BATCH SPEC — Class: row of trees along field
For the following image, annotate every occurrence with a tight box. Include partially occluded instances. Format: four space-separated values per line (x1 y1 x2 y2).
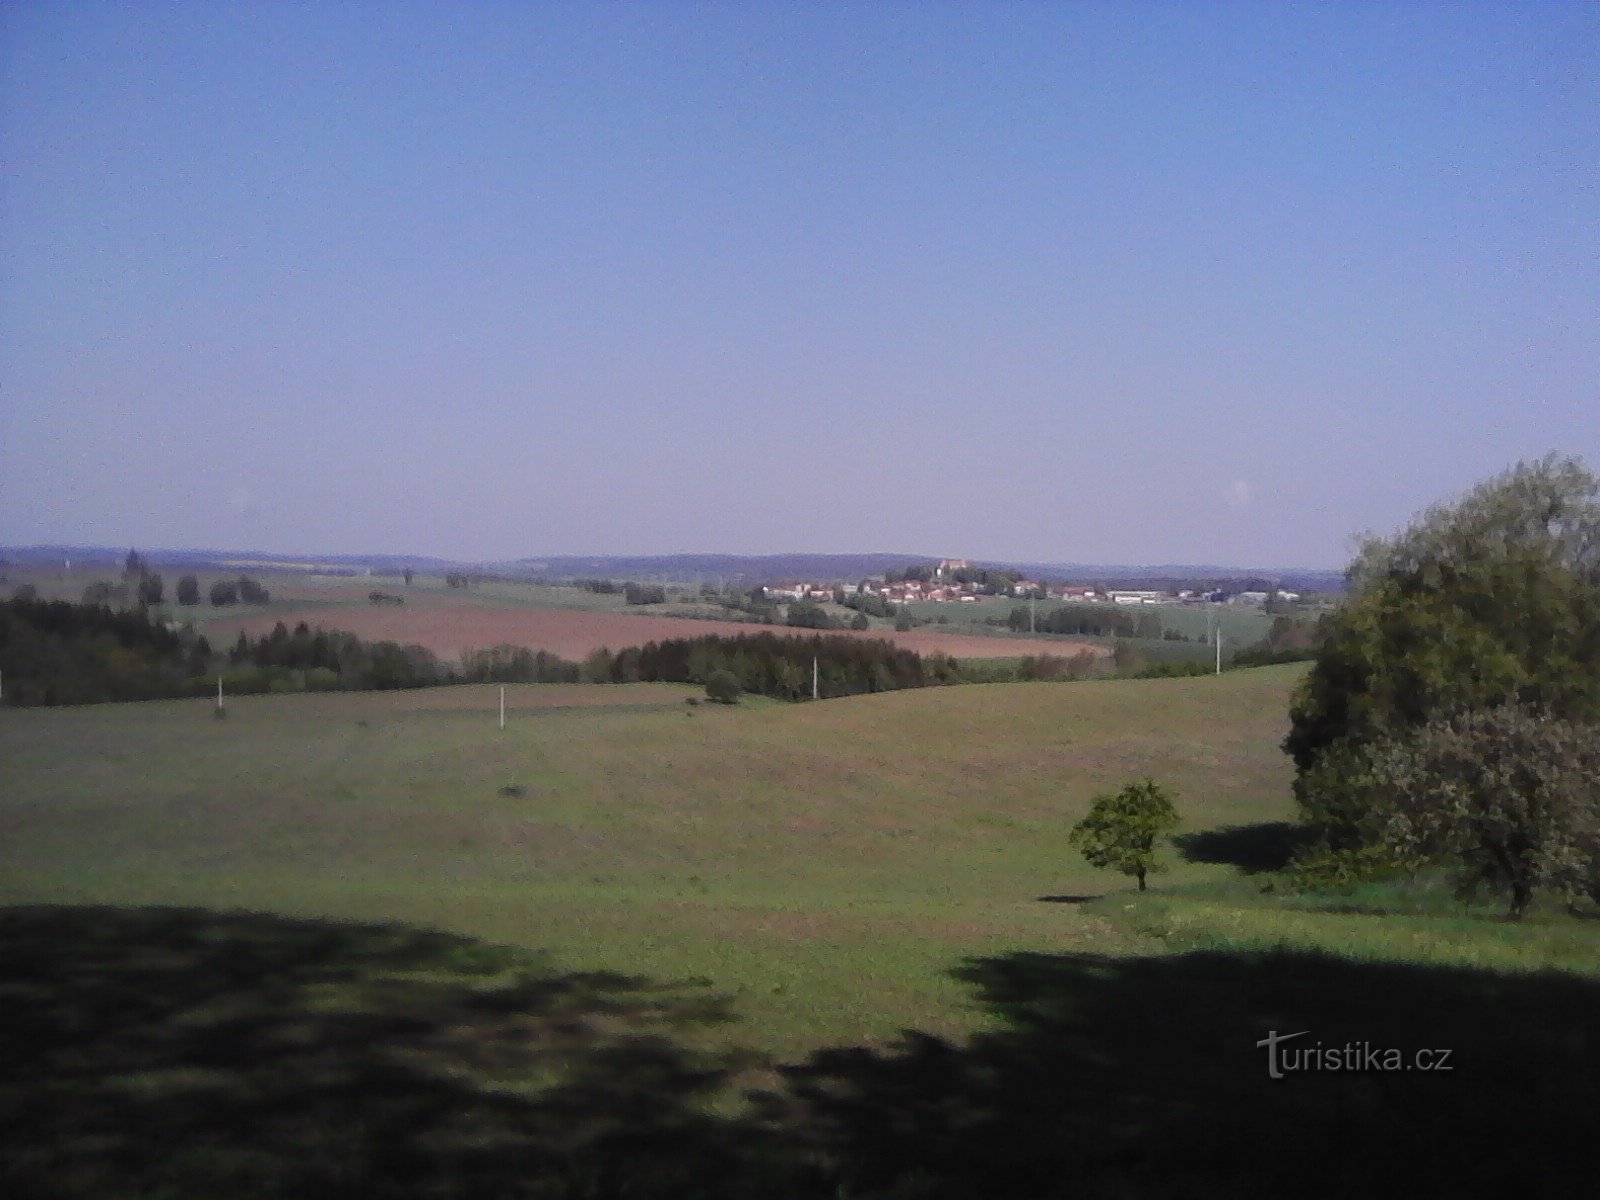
569 633 951 697
220 622 444 692
1285 454 1600 918
629 632 955 698
574 578 669 604
0 597 212 705
0 602 454 704
70 573 270 608
1 588 1317 707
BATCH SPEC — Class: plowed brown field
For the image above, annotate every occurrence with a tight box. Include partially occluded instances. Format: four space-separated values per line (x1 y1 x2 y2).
203 602 1106 664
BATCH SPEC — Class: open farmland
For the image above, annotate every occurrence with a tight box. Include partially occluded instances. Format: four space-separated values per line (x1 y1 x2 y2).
1 669 1300 1055
196 580 1111 663
5 663 1598 1197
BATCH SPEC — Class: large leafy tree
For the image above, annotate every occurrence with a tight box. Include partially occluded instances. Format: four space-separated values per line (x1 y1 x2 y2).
1287 455 1600 780
1299 705 1600 918
1286 455 1600 887
1068 778 1180 892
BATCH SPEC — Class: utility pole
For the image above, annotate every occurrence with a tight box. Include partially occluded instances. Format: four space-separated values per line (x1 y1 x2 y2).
812 656 819 701
499 685 506 730
216 675 224 715
1215 617 1222 676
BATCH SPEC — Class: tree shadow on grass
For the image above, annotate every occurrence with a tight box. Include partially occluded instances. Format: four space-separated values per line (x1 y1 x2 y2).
7 906 1599 1198
0 905 790 1200
764 948 1600 1198
1175 821 1305 873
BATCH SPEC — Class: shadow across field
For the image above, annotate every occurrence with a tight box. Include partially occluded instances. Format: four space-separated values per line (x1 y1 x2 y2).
762 947 1600 1199
1175 820 1305 873
4 906 1598 1198
0 905 781 1200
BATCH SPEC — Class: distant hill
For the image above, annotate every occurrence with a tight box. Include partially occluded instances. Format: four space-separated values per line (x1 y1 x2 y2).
0 546 454 573
512 553 927 584
1 546 1345 594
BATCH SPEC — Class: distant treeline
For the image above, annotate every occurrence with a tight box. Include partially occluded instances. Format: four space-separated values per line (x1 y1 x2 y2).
575 578 669 605
1003 603 1200 641
0 598 459 705
1 596 1322 708
460 644 581 684
626 632 952 699
1007 602 1140 638
0 597 210 705
220 622 445 693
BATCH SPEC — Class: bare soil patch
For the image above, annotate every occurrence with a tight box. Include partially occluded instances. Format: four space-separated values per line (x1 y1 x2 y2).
203 603 1106 665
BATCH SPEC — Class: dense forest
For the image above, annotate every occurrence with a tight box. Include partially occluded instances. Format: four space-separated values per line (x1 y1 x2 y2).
0 599 454 705
620 632 956 699
220 622 446 693
0 597 209 705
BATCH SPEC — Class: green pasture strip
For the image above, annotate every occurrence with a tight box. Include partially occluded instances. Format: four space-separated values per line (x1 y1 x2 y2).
23 662 1599 1060
0 670 1296 1050
1097 890 1600 979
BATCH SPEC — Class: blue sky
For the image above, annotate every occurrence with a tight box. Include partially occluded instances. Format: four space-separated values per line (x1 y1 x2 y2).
2 1 1595 568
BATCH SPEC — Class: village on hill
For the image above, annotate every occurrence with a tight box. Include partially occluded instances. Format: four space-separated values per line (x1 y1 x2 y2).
759 559 1299 607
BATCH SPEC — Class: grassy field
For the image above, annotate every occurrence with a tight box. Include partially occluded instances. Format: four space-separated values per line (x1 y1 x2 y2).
0 670 1300 1054
7 664 1597 1048
900 595 1277 643
4 664 1597 1196
1151 601 1276 642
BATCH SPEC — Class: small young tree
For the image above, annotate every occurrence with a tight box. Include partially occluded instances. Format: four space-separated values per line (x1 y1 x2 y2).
1068 778 1180 891
705 669 743 705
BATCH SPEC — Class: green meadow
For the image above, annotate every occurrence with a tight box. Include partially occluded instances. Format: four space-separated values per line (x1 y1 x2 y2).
4 666 1597 1196
0 670 1299 1054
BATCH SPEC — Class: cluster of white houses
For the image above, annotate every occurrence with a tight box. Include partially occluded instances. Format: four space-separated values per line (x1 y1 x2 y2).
761 575 1298 607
